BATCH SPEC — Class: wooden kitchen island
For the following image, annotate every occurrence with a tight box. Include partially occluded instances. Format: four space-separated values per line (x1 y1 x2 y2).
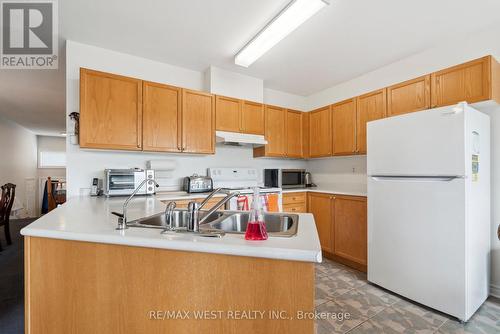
22 197 321 334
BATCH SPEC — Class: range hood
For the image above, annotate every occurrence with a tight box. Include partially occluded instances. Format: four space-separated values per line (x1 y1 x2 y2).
215 131 268 146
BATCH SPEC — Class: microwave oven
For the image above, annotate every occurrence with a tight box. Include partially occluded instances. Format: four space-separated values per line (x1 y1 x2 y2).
104 168 155 196
264 169 306 189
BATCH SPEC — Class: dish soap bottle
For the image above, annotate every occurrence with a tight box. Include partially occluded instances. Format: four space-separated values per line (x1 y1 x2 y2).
244 187 268 241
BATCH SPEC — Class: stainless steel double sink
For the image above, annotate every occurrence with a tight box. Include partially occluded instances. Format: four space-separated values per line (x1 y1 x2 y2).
127 210 299 237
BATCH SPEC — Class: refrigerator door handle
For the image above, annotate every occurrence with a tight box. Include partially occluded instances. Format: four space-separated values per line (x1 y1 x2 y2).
370 176 465 182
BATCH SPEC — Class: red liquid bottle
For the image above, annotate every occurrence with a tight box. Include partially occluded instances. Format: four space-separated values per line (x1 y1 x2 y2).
245 187 268 241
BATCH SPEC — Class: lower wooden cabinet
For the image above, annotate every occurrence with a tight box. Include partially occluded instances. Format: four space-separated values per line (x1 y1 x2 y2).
333 195 367 266
307 193 334 254
283 192 307 213
307 192 367 271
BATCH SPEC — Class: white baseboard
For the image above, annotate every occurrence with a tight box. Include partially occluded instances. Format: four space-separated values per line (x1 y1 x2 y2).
490 284 500 298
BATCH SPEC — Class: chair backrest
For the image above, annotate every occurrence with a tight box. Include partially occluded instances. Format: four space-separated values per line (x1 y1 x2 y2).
47 177 57 212
0 183 16 222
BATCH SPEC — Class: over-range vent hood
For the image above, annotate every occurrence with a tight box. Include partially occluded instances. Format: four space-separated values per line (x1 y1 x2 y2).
215 131 267 146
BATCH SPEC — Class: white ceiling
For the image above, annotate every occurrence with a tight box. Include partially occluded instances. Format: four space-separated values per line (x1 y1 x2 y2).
2 0 500 134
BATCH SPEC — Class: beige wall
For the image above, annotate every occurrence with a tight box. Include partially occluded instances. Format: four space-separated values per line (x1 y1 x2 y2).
0 115 37 217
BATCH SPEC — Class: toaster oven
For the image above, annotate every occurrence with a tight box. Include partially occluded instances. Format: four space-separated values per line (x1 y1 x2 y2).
104 168 155 196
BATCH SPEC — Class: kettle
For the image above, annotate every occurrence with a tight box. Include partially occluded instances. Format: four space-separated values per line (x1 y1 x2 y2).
304 172 316 187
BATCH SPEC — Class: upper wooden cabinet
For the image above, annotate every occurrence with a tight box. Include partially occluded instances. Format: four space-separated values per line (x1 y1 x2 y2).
215 97 265 135
241 100 265 135
309 106 332 158
332 98 357 156
302 112 310 159
387 75 430 117
264 105 286 157
255 108 307 158
356 89 387 154
215 95 241 133
431 56 500 107
181 89 215 154
285 110 303 158
254 105 286 157
333 195 367 266
80 68 143 150
308 193 334 254
142 81 182 152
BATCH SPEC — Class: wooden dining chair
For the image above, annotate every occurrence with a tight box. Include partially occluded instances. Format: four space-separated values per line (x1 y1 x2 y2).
0 183 16 251
47 177 66 212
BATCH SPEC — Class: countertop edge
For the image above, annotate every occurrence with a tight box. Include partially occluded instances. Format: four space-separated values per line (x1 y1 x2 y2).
21 228 322 263
156 188 367 201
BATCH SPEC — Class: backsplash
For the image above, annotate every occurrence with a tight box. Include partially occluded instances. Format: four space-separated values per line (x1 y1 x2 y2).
306 155 367 186
67 144 307 196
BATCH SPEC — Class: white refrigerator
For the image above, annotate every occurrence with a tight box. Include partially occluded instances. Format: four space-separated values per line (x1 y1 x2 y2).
367 103 490 322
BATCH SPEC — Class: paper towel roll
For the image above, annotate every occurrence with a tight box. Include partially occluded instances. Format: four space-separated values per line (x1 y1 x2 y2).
147 160 177 171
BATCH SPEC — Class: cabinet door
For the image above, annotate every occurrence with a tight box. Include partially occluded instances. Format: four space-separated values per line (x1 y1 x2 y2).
356 89 387 154
387 75 430 117
308 193 333 253
309 106 332 158
302 112 310 159
332 98 356 155
80 68 142 150
181 89 215 154
142 81 182 152
241 101 264 135
215 95 241 132
285 110 303 158
431 56 491 107
263 105 286 157
333 196 367 266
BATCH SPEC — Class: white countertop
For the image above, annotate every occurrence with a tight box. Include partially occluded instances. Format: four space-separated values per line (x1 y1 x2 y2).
153 183 367 201
282 183 367 197
21 196 322 263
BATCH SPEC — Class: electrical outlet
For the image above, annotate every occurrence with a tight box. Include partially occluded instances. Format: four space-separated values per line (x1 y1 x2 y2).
352 167 356 173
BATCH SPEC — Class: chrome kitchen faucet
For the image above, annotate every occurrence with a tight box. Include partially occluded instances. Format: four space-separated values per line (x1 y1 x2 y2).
112 178 160 230
187 188 239 232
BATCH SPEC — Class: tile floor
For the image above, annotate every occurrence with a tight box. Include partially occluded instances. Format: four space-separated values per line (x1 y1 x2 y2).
315 258 500 334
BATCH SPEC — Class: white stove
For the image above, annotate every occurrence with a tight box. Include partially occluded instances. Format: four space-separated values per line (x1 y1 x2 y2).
208 168 282 211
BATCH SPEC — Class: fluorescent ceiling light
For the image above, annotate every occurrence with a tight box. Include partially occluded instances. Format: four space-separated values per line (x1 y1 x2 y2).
235 0 329 67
